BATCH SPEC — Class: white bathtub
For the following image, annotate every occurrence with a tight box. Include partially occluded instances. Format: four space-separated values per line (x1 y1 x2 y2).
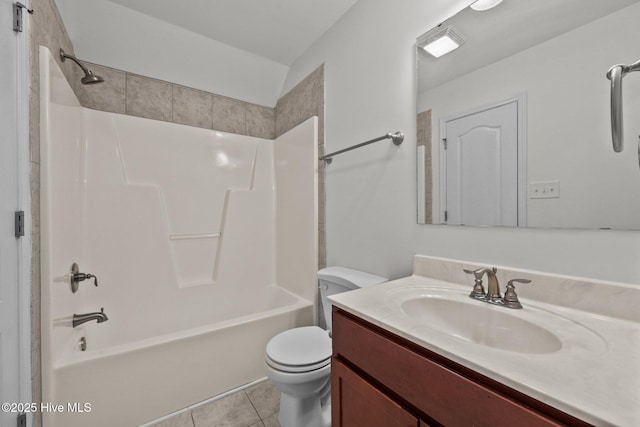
49 287 312 426
39 46 318 427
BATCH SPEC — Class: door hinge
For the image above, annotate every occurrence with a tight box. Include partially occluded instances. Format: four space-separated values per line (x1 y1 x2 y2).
15 210 25 237
444 210 448 222
13 2 34 32
442 138 447 149
17 413 27 427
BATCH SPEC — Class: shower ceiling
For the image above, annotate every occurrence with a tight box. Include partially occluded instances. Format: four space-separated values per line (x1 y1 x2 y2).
105 0 359 65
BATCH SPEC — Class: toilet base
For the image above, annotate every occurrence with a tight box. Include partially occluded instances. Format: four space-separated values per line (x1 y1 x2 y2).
278 391 331 427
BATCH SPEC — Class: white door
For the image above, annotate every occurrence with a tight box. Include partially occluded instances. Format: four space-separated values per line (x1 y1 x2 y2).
1 1 28 425
441 100 521 226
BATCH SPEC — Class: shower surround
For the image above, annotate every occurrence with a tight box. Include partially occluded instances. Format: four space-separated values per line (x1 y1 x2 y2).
39 46 317 427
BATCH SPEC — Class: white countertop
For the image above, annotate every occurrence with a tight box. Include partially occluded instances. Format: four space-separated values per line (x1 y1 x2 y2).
329 264 640 427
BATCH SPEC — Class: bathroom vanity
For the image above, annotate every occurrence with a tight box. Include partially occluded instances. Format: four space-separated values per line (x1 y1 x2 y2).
329 255 640 427
331 309 587 426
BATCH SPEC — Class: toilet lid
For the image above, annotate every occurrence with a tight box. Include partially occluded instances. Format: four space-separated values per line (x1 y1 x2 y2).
266 326 331 368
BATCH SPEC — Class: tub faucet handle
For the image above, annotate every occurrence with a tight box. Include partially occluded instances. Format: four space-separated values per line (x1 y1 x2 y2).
70 262 98 293
75 273 97 286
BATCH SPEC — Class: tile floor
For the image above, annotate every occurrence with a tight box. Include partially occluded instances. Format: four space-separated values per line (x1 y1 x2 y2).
147 380 281 427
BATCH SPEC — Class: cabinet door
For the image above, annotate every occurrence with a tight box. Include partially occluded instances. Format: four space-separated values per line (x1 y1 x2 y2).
332 359 418 427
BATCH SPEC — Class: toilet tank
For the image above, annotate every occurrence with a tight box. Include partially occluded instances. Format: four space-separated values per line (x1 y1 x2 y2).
318 266 387 330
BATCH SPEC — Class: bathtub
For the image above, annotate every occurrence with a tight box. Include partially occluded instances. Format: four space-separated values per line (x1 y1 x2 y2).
48 287 312 426
39 46 318 427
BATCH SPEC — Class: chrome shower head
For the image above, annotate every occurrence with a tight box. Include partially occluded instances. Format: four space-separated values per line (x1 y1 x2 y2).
80 70 104 85
59 48 105 85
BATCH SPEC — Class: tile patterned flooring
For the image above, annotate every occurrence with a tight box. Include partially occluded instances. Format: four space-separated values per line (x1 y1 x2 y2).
147 380 281 427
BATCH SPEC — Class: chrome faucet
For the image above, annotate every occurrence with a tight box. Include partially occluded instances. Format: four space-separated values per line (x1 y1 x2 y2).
73 308 108 328
463 267 531 309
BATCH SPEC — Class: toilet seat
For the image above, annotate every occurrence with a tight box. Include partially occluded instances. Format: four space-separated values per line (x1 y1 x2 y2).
266 326 332 373
266 356 330 373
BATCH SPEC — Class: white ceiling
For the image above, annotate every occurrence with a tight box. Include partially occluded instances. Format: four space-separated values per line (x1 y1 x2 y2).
105 0 359 66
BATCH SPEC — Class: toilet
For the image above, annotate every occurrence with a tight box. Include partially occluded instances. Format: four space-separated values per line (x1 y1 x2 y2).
265 267 387 427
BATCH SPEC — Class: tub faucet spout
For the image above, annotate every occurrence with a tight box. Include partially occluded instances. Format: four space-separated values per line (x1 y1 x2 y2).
73 308 108 328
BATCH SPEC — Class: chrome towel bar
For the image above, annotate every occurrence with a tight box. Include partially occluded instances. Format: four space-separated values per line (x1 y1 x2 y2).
320 131 404 164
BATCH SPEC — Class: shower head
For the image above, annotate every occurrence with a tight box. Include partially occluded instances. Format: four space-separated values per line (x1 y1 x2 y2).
80 71 104 85
59 48 105 85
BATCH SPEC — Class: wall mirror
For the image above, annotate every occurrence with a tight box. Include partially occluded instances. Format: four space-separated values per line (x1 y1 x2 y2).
416 0 640 229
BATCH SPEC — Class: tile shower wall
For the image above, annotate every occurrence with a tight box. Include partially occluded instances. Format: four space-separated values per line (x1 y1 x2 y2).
74 63 276 140
28 3 325 424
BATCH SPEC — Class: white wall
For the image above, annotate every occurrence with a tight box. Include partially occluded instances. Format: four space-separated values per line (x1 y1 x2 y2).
284 0 640 284
55 0 289 107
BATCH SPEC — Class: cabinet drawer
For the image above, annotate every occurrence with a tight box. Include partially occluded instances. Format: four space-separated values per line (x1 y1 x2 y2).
332 309 577 427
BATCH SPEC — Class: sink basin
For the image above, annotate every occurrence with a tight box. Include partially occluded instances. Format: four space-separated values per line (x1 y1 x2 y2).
401 296 562 354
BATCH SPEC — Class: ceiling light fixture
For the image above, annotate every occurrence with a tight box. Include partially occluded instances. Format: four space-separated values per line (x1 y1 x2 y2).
470 0 504 12
418 26 465 58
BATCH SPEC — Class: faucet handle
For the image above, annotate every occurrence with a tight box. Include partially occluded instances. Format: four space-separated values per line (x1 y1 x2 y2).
464 267 496 277
463 268 487 299
503 278 532 309
70 262 98 293
463 268 480 277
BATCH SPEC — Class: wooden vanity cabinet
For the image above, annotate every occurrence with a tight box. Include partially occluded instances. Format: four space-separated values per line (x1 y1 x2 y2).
331 308 592 427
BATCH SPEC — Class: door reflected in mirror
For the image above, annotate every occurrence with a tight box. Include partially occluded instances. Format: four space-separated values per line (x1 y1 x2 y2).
416 0 640 229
